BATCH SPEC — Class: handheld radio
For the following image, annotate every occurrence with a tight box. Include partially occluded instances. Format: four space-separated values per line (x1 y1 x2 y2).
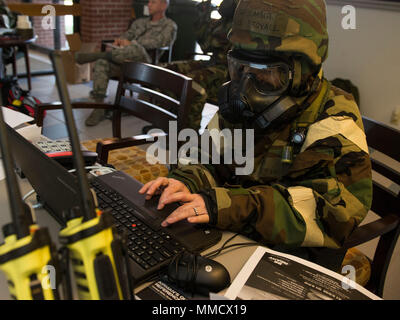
0 110 60 300
50 51 133 300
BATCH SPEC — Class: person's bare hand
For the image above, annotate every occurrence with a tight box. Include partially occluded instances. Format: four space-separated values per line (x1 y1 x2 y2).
118 39 132 47
158 192 210 227
139 177 191 210
113 39 122 46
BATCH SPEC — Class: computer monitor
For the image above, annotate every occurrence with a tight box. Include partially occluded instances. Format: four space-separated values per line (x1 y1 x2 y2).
7 124 79 226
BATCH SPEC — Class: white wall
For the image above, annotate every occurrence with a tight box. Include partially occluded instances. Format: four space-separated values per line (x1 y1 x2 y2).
323 5 400 128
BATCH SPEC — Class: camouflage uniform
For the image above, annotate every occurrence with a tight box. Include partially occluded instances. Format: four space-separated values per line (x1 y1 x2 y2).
168 0 372 271
92 16 177 98
0 0 17 62
160 0 235 130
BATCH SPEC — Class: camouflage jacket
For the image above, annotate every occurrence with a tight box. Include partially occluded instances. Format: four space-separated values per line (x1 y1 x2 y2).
195 3 233 65
0 0 17 29
120 16 177 50
169 79 372 254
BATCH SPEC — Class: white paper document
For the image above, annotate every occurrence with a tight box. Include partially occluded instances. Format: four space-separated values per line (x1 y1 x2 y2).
199 103 219 135
2 107 34 128
225 246 381 300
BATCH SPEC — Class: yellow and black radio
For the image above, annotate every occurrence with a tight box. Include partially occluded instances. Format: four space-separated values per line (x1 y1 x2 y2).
59 207 133 300
0 219 60 300
0 103 60 300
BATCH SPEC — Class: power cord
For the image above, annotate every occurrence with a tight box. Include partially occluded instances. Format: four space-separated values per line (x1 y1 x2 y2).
204 232 259 259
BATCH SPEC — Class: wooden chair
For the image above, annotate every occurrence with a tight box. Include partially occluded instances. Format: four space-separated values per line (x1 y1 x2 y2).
35 61 193 184
3 41 33 91
340 115 400 297
92 61 192 159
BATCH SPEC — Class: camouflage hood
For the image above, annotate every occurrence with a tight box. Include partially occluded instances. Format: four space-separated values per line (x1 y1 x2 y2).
228 0 329 67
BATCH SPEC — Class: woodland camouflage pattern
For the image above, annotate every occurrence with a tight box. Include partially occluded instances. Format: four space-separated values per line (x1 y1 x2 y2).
91 16 177 98
170 80 372 263
228 0 329 66
168 0 372 270
160 0 235 130
0 0 16 28
0 0 17 61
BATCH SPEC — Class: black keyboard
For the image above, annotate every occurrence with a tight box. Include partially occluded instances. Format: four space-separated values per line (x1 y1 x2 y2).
90 180 186 275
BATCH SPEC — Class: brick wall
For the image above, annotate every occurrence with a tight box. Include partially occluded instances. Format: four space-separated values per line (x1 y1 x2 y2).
5 0 67 49
80 0 132 46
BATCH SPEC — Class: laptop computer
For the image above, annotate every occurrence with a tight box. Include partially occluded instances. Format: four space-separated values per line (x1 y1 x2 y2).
6 53 222 284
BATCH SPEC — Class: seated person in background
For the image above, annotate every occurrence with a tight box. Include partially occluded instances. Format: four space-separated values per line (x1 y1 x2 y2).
157 0 237 132
75 0 177 126
140 0 373 272
0 0 18 63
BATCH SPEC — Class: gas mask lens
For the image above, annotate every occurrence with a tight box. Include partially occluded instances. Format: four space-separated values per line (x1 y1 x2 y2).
227 51 292 95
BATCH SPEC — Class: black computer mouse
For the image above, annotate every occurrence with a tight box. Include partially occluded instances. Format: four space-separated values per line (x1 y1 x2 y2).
164 251 231 296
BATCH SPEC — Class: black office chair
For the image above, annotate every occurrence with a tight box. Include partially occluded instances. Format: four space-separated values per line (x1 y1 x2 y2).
341 115 400 297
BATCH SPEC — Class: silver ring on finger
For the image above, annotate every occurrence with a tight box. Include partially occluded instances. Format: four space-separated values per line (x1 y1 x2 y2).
193 207 199 216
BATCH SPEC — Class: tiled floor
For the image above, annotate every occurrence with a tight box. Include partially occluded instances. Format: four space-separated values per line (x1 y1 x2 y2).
3 50 400 300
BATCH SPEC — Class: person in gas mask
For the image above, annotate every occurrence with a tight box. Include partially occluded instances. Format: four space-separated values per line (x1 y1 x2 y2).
139 0 372 271
144 0 237 133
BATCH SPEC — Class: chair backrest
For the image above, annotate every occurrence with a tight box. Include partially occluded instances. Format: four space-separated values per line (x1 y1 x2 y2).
112 61 192 138
345 116 400 297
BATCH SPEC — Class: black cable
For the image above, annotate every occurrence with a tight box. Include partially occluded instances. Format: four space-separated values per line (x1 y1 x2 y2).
205 242 259 259
204 232 245 258
203 232 241 258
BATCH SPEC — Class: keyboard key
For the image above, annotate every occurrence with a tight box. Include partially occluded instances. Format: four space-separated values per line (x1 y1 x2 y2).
164 234 172 241
163 243 180 254
139 261 150 270
148 258 158 267
98 194 112 204
160 248 172 258
152 252 165 262
142 253 151 261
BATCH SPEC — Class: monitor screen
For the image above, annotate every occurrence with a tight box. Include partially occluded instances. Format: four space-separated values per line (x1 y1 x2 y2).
6 124 80 226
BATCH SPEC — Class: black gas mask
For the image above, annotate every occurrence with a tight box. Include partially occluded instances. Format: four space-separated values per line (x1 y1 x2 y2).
219 50 301 131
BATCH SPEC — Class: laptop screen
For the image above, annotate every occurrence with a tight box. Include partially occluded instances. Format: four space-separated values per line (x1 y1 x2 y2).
7 124 79 226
